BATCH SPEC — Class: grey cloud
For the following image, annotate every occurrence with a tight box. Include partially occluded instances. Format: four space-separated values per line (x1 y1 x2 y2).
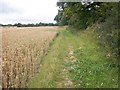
58 0 120 2
0 1 21 14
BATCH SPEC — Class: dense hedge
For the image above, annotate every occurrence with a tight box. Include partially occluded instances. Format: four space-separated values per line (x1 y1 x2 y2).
55 2 119 63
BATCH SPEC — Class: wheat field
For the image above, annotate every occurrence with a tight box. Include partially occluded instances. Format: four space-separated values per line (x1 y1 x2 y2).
0 28 2 89
1 26 58 88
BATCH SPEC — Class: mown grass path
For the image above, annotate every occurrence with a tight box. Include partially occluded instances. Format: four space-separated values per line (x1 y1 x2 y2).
28 28 118 88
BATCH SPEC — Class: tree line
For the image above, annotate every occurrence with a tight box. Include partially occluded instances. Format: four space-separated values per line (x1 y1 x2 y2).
54 1 120 63
0 22 58 27
54 2 119 29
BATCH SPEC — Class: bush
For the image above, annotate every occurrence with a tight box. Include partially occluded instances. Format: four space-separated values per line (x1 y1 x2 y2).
95 8 119 64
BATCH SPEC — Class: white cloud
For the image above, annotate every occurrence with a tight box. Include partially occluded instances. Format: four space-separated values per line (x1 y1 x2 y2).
0 0 58 24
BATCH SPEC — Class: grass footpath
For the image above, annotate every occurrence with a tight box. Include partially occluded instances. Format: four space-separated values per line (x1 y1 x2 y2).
28 27 118 88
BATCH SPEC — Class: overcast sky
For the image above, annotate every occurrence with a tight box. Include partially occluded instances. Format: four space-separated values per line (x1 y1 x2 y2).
0 0 58 24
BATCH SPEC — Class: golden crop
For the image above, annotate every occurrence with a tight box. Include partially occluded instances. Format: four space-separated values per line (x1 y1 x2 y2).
0 28 2 89
2 27 58 88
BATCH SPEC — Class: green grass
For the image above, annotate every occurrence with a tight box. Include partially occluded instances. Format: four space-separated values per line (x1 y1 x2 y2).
28 27 118 88
28 29 70 88
66 28 118 88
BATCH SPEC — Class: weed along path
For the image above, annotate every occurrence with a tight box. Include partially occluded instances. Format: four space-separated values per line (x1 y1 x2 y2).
56 45 74 88
28 28 118 88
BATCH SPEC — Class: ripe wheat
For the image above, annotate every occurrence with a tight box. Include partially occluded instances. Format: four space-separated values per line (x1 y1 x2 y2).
2 27 58 88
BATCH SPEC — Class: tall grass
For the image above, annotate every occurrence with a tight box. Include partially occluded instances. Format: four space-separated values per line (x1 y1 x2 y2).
29 27 118 88
66 27 118 88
